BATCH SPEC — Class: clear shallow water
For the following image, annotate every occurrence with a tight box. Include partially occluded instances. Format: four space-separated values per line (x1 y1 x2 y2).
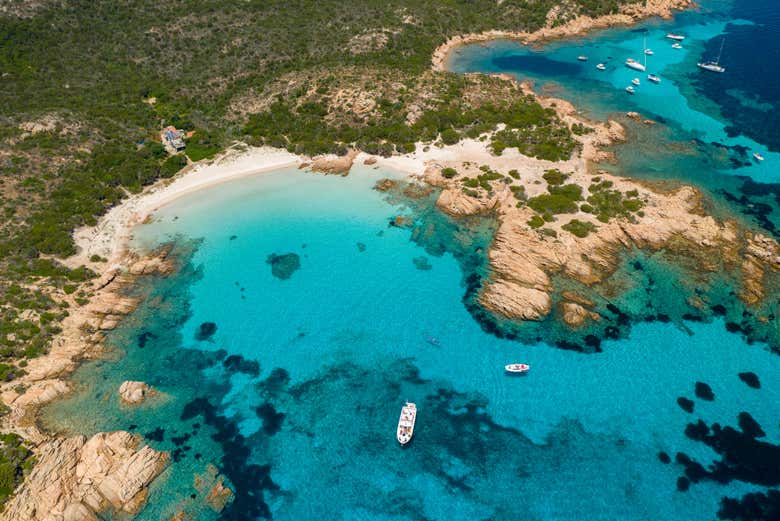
43 1 780 519
45 168 780 521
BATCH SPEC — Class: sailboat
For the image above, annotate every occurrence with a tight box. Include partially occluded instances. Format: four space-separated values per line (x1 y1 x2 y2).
698 38 726 73
626 35 648 72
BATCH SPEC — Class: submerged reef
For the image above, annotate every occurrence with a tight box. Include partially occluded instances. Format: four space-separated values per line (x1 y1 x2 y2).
266 252 301 280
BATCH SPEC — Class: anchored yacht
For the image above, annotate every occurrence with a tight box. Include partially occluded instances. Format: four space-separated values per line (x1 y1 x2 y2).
397 402 417 445
698 38 726 73
666 33 686 41
505 363 530 373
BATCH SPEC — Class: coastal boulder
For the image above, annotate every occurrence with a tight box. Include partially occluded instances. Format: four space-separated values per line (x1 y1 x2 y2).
0 431 168 521
118 381 154 404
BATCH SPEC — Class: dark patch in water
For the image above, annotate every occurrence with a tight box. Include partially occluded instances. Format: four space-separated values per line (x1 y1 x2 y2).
412 256 432 270
229 235 238 240
676 476 690 492
255 402 285 435
145 427 165 442
695 382 715 401
137 330 157 348
195 322 217 341
677 397 695 413
222 354 260 377
266 252 301 280
718 489 780 521
658 451 671 464
356 242 366 252
738 372 761 389
181 397 279 519
681 412 780 488
711 304 727 316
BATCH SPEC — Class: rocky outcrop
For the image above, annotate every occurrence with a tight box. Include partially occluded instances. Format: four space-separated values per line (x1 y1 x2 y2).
118 381 154 405
437 187 499 216
307 149 358 176
0 431 168 521
561 302 601 327
432 0 694 70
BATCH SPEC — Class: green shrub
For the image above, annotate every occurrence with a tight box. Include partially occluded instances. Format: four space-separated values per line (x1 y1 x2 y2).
542 169 569 186
562 219 597 238
508 169 520 179
441 167 458 179
528 193 579 215
528 215 544 228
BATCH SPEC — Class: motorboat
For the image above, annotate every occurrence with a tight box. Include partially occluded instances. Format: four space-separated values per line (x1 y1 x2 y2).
666 33 686 41
397 402 417 445
578 55 588 61
596 63 606 71
505 363 530 373
648 74 661 83
626 85 636 94
672 43 683 49
753 152 765 162
645 49 654 55
632 78 641 86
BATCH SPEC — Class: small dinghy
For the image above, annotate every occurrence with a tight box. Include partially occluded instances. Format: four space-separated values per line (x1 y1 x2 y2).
596 63 606 71
505 363 530 374
397 402 417 445
632 77 641 86
626 85 636 94
648 74 661 83
672 43 683 50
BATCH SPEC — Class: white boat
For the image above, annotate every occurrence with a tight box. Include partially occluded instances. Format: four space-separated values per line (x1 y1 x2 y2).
753 152 765 162
626 35 648 72
578 55 588 61
648 74 661 83
666 33 686 41
397 402 417 445
697 37 726 73
596 63 606 71
632 78 641 86
505 363 530 373
672 43 683 49
626 86 636 94
645 49 654 55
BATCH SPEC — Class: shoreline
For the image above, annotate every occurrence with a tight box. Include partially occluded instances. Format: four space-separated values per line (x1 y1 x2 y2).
0 2 711 517
431 0 695 71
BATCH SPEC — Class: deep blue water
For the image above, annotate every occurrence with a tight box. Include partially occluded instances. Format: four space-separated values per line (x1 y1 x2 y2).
43 1 780 520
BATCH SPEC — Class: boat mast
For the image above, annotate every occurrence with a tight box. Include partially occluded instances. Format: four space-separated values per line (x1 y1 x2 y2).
643 35 647 67
715 37 725 65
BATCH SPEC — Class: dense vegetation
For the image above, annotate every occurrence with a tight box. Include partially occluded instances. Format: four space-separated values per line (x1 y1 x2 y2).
0 0 639 504
0 433 33 505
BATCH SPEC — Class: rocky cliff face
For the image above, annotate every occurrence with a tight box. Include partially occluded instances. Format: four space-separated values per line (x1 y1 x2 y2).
0 431 168 521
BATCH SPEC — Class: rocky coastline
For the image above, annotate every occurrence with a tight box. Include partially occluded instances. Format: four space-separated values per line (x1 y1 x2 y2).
431 0 695 71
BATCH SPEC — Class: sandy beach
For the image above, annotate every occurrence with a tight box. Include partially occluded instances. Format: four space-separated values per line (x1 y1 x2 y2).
65 146 301 269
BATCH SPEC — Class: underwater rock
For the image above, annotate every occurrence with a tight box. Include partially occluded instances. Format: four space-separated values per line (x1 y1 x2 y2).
0 431 168 520
373 178 396 192
255 402 285 435
676 476 690 492
718 489 780 521
389 215 413 228
222 355 260 377
695 382 715 401
118 381 154 405
658 451 671 464
266 253 301 280
677 397 695 413
478 278 551 321
206 478 233 513
738 412 766 439
356 242 367 252
195 322 217 341
738 372 761 389
413 256 433 270
560 302 600 327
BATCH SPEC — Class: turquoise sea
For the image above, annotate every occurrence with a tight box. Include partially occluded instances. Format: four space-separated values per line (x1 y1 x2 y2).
44 0 780 520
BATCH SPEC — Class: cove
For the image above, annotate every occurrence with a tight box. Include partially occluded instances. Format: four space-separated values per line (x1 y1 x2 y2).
42 165 780 521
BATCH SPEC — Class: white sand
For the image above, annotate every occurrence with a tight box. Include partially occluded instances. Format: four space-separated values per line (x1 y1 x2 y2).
66 145 300 268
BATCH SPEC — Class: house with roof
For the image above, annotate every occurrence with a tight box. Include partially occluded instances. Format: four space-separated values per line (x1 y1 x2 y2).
161 126 186 153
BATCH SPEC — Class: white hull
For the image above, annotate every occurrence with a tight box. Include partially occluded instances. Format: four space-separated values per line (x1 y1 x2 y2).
754 153 765 162
698 62 725 73
666 34 685 41
648 74 661 83
397 402 417 445
625 59 646 72
505 363 530 373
